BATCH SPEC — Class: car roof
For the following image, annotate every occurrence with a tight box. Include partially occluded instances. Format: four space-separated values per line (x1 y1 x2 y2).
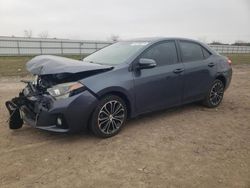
123 37 200 43
121 37 218 55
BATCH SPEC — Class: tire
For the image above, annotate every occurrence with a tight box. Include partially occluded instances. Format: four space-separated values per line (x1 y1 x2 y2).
5 101 23 129
9 109 23 129
90 95 127 138
203 79 225 108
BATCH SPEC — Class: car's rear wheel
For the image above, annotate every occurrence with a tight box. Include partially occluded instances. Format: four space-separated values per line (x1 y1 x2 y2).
203 79 224 108
90 95 127 138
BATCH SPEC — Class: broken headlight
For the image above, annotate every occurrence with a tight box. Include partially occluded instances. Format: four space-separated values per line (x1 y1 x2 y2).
47 82 86 99
32 75 39 86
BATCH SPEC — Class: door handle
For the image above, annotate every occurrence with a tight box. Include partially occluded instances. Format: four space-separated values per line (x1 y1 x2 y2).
208 62 215 67
173 68 184 74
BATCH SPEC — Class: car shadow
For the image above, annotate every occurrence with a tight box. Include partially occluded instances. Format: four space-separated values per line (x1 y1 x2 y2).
124 102 212 129
7 102 212 143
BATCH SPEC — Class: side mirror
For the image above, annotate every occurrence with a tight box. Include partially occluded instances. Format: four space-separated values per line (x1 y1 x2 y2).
137 58 157 69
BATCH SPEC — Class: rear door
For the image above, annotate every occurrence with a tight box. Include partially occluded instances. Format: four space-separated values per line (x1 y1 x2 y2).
133 40 184 114
178 40 217 103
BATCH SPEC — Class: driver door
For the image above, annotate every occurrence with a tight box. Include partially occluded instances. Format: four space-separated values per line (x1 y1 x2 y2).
133 41 184 114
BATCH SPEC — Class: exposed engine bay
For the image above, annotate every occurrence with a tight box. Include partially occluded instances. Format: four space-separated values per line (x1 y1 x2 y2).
5 79 54 129
5 55 113 130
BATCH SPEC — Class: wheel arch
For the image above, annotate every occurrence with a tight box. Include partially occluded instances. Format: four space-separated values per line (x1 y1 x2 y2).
97 87 133 118
215 75 226 87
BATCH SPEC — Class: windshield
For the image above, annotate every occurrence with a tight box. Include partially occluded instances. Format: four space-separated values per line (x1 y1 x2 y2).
84 41 149 65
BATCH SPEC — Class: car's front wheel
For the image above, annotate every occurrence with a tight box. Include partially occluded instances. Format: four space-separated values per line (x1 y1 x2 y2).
90 95 127 138
203 79 225 108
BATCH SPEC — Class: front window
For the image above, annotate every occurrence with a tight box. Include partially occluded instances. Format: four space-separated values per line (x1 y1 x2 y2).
141 41 178 66
84 41 149 65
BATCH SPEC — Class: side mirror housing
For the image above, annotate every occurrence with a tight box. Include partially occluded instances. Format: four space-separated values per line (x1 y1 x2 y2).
137 58 157 69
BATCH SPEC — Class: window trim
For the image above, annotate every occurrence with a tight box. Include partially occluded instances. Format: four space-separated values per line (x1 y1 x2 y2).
201 46 212 59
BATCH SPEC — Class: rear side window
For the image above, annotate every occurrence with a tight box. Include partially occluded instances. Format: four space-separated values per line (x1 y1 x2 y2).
179 41 204 62
141 41 178 66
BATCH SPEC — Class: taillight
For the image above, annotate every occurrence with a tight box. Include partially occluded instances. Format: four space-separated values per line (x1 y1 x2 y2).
227 58 232 66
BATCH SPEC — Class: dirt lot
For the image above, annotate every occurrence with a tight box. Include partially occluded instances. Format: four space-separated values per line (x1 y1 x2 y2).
0 65 249 188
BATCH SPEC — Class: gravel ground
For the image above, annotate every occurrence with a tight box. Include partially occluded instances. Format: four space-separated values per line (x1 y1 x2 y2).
0 65 249 188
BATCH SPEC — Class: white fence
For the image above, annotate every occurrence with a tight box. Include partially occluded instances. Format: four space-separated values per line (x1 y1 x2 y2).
0 37 112 56
0 36 250 56
210 45 250 54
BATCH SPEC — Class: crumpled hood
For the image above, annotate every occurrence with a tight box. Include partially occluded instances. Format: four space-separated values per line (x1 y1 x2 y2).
26 55 112 75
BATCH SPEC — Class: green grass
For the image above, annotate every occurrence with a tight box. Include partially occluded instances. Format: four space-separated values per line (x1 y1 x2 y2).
0 54 249 77
0 56 32 77
0 55 83 77
222 53 250 64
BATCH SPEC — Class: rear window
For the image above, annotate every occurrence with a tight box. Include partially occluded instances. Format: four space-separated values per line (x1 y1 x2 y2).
179 41 204 62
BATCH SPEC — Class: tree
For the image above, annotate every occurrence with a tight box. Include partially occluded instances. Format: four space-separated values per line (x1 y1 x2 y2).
233 40 250 46
109 34 120 42
210 41 228 45
38 31 49 39
24 29 33 38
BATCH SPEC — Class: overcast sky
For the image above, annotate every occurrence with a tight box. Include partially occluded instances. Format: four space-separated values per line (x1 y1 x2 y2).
0 0 249 43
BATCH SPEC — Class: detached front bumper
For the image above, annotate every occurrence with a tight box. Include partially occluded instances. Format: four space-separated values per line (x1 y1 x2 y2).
6 89 98 133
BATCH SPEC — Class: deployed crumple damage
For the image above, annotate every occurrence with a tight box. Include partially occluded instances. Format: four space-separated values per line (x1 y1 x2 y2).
6 55 114 131
26 55 113 75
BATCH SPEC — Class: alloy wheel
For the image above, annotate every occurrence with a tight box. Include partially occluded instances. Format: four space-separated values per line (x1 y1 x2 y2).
209 81 224 106
98 100 125 135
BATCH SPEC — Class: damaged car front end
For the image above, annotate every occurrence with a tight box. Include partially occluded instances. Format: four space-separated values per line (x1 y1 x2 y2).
5 55 113 133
